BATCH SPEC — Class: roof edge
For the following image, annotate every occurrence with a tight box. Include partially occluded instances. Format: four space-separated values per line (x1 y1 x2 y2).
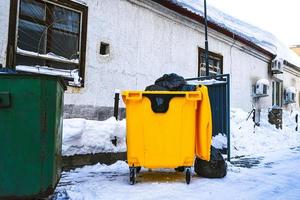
151 0 275 59
284 60 300 73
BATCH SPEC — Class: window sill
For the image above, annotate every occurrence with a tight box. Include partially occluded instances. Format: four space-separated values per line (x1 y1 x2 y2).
16 65 83 87
17 48 79 65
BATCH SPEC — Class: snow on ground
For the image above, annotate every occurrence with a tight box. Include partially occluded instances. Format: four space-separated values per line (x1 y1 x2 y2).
230 108 300 157
62 117 126 156
62 108 300 158
56 108 300 199
53 147 300 200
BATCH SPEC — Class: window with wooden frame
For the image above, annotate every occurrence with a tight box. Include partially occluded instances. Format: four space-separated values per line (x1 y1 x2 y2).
7 0 88 87
272 79 283 107
198 48 223 76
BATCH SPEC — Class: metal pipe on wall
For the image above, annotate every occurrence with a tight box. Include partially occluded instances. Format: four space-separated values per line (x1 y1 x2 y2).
204 0 210 77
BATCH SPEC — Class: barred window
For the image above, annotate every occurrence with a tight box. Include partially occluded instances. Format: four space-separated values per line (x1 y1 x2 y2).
198 48 223 76
8 0 88 87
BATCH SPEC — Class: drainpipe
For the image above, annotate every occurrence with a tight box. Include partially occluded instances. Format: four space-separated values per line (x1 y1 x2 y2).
204 0 209 76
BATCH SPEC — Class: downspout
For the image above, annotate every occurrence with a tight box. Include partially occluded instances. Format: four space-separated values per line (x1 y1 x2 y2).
204 0 209 77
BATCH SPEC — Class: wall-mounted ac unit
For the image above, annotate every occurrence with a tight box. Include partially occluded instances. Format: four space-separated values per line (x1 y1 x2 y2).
271 58 284 74
254 79 270 97
284 87 296 104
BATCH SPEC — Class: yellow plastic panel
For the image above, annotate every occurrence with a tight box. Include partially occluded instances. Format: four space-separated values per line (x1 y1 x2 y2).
122 91 201 169
195 86 212 161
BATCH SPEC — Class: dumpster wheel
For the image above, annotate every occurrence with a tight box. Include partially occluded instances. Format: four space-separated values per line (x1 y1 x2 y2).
185 167 191 184
129 167 137 185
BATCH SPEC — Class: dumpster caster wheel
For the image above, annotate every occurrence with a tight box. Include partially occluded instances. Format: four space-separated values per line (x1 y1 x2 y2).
129 167 137 185
136 167 141 173
185 167 191 184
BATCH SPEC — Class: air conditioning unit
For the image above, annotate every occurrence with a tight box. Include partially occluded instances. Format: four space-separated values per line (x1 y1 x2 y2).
285 87 296 104
271 58 284 74
254 79 269 97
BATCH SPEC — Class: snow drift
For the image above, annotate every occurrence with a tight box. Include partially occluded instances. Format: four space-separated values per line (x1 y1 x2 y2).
62 108 300 158
62 117 126 156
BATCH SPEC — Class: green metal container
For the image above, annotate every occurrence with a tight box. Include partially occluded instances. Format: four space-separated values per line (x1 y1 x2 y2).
0 74 66 199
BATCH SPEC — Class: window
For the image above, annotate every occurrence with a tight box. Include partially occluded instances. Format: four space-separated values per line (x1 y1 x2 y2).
272 80 283 107
7 0 88 86
100 42 110 56
198 48 223 76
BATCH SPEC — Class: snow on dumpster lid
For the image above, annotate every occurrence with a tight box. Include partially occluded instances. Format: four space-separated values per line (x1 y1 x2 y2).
169 0 300 68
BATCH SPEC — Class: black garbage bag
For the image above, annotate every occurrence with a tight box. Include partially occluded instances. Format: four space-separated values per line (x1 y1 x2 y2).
194 146 227 178
180 84 197 91
145 84 168 91
154 73 187 91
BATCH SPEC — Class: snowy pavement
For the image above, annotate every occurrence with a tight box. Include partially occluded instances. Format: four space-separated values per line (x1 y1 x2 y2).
55 108 300 199
52 147 300 200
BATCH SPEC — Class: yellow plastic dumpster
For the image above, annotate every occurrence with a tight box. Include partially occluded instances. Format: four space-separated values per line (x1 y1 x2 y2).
122 88 212 185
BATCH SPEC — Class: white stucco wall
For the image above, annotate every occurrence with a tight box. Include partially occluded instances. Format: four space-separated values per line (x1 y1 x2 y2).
63 0 274 111
282 68 300 110
1 0 298 112
0 0 10 67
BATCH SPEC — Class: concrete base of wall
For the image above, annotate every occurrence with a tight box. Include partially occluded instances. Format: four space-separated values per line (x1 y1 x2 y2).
64 105 125 120
62 152 127 171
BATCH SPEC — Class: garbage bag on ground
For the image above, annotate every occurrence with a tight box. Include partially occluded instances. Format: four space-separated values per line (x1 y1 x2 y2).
194 146 227 178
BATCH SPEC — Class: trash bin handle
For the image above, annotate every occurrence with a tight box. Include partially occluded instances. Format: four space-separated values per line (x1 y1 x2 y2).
123 92 143 101
0 92 11 109
186 92 202 101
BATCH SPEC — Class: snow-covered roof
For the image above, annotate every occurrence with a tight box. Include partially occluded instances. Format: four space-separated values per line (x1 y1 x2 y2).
166 0 300 68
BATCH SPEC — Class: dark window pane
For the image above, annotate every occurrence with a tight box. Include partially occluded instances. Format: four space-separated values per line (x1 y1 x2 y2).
17 19 46 53
47 60 78 71
48 29 79 59
16 54 45 67
52 6 80 33
20 0 45 20
16 0 83 84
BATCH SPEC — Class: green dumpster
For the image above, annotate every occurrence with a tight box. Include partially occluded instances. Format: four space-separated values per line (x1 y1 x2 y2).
0 74 66 199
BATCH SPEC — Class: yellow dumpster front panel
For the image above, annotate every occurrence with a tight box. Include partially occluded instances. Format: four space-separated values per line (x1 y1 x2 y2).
123 91 201 169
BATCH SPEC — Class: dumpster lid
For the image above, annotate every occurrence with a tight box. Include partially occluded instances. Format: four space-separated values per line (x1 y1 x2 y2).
0 68 17 74
0 73 67 91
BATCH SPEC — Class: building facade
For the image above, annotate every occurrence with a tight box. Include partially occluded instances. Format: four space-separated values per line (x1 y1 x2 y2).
1 0 300 120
